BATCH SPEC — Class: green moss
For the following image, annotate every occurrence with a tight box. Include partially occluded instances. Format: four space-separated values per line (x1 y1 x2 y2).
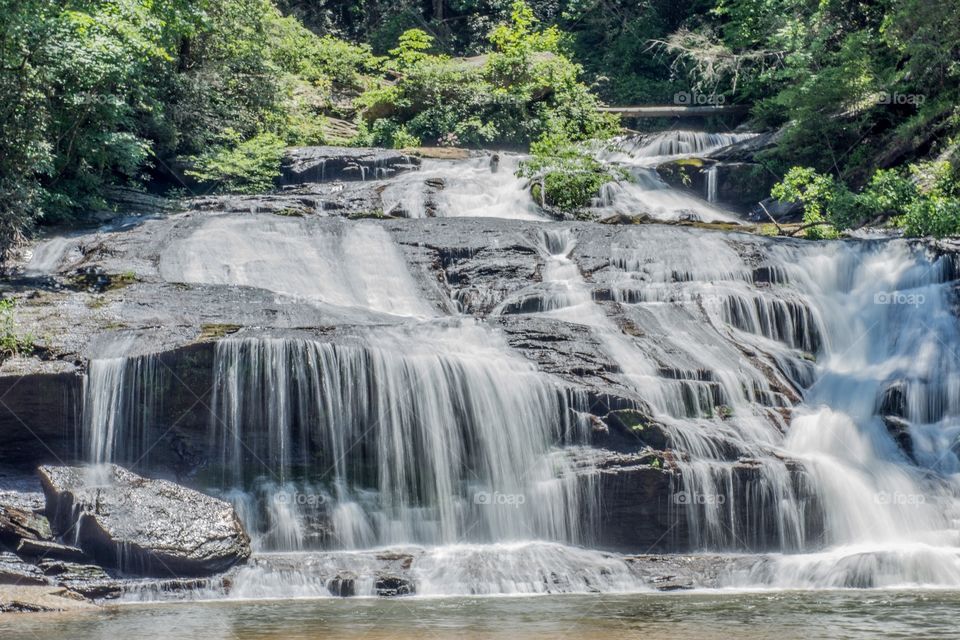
348 209 388 219
199 324 243 340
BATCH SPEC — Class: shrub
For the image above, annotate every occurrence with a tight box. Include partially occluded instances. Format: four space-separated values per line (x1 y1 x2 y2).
186 131 286 194
518 131 625 216
0 299 34 358
899 198 960 238
772 162 960 238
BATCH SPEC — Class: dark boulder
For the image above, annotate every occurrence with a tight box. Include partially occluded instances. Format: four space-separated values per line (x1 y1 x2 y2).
38 464 251 578
327 572 357 597
281 146 421 185
375 573 415 597
882 415 915 461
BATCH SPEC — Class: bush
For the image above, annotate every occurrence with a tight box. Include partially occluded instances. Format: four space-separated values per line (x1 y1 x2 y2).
772 162 960 238
0 299 34 359
899 198 960 238
186 132 286 194
518 131 625 216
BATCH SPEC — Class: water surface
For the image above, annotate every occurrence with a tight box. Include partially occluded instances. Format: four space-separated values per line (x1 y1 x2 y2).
3 590 957 639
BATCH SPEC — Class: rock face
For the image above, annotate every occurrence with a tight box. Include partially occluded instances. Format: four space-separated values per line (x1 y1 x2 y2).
38 465 251 577
280 146 421 185
0 504 51 549
0 552 49 586
0 369 81 471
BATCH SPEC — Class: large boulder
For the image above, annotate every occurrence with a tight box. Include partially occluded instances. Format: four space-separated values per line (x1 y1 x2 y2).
38 465 251 578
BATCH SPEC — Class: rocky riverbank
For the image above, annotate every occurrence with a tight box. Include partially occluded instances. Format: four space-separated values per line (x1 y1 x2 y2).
1 465 249 612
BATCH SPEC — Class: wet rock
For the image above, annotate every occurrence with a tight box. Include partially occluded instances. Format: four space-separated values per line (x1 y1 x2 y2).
879 381 907 417
0 585 96 612
0 504 51 549
38 464 251 578
0 371 82 471
17 539 89 564
714 162 775 210
327 572 357 597
37 560 121 599
882 415 915 461
749 197 803 223
602 409 670 451
709 129 783 163
592 452 822 553
0 552 49 586
375 573 415 597
281 146 421 185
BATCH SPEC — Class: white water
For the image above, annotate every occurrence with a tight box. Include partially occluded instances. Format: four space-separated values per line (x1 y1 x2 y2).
159 216 434 318
706 165 719 203
502 227 812 551
595 131 755 223
381 154 544 220
208 321 594 550
23 236 77 275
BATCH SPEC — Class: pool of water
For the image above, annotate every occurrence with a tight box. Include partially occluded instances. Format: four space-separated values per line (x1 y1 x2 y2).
3 590 957 639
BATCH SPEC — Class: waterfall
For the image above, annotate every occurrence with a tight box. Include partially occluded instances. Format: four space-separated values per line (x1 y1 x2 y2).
706 165 718 203
76 164 960 593
593 131 753 223
499 227 815 551
380 154 544 219
83 353 163 466
207 321 596 551
601 131 757 163
159 217 435 318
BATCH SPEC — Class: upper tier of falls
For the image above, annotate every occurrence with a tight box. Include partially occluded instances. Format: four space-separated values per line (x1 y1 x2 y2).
358 130 754 223
593 131 758 223
381 154 545 220
69 133 960 595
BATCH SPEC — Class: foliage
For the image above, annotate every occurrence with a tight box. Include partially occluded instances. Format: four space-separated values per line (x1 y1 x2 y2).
773 162 960 239
357 1 619 148
186 132 286 193
518 131 625 216
0 299 34 358
771 167 846 238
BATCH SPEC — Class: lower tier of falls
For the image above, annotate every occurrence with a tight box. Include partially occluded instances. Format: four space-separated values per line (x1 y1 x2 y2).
76 217 960 594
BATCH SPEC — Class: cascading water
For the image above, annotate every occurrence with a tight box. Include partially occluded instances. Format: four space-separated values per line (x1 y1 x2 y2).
206 322 595 550
158 216 435 318
499 226 815 551
75 132 960 596
734 241 960 587
380 154 544 220
595 131 755 223
705 165 718 203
